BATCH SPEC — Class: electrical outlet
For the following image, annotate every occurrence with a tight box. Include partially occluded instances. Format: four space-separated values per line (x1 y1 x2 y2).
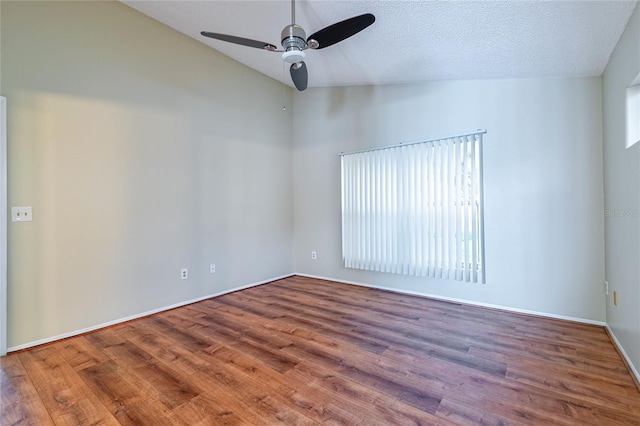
210 264 216 274
12 207 32 222
311 251 317 260
604 280 609 295
181 268 188 280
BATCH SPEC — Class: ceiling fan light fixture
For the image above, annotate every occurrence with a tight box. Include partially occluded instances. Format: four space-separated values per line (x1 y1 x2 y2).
282 50 306 64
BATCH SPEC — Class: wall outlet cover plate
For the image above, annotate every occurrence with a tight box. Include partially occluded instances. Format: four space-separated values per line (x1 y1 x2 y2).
11 207 32 222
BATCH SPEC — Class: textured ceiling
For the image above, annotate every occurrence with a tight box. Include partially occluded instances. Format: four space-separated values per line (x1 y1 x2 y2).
122 0 638 89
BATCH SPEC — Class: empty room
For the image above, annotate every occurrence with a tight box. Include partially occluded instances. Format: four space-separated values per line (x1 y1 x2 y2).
1 0 639 424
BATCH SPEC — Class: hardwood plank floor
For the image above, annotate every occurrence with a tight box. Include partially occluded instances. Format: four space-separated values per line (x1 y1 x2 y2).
1 276 639 425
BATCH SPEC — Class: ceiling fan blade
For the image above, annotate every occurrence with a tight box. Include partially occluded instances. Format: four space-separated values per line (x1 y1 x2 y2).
290 62 308 91
201 31 277 51
307 13 375 50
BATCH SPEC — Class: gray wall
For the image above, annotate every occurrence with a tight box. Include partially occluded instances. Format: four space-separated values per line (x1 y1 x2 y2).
1 1 294 348
603 4 640 375
292 78 605 322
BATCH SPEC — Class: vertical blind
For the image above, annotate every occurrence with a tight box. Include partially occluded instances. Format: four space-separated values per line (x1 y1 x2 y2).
340 131 486 283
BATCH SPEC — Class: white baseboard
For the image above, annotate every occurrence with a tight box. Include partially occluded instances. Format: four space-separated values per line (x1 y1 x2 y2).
8 272 639 388
605 325 640 387
7 273 295 353
294 273 607 326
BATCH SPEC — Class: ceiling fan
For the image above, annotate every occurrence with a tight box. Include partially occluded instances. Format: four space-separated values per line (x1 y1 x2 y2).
201 0 375 91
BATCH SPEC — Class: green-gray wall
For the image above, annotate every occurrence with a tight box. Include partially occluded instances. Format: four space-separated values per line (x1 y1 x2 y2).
292 79 605 323
603 3 640 377
1 1 294 348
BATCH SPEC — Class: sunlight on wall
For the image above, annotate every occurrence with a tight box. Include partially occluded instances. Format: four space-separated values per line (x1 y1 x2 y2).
13 90 182 338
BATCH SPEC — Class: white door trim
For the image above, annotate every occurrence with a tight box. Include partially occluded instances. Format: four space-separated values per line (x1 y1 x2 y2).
1 96 7 356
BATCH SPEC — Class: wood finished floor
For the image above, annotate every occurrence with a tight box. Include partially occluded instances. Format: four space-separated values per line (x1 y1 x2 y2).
2 276 639 425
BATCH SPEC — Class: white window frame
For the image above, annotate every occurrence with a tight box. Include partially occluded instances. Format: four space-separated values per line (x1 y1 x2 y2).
626 73 640 149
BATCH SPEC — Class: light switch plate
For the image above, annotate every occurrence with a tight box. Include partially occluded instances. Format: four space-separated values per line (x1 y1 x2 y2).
12 207 32 222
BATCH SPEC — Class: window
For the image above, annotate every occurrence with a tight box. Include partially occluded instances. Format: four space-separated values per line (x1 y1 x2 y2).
340 131 486 283
626 73 640 149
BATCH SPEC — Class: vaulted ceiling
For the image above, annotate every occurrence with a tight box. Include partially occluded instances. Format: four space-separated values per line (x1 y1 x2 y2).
122 1 638 88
